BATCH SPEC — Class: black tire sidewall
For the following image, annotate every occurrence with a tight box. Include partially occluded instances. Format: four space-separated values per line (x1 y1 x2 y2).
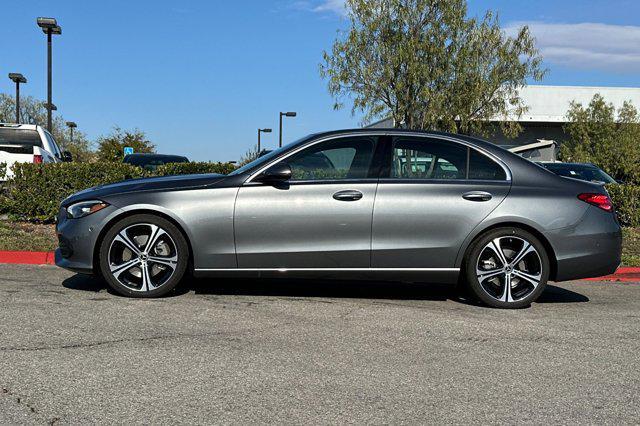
465 227 550 309
99 214 189 298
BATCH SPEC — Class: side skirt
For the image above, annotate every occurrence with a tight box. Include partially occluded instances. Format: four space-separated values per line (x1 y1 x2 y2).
193 268 460 284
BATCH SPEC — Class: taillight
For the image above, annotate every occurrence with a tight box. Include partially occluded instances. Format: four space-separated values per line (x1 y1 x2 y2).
33 154 43 164
578 193 613 212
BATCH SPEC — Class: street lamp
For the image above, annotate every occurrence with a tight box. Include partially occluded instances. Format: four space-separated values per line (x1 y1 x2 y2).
37 17 62 132
258 128 272 152
8 73 27 123
279 111 297 147
44 103 57 111
66 121 77 143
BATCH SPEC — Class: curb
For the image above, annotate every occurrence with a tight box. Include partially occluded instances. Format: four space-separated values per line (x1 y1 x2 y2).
584 267 640 282
0 251 56 265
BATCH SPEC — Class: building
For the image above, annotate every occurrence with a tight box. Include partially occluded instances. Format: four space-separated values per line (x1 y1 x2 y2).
366 85 640 161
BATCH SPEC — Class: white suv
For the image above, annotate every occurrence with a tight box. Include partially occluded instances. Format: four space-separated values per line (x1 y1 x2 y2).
0 123 70 181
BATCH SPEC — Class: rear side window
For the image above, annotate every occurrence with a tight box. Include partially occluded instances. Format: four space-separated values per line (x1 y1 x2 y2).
468 149 507 180
389 137 507 181
0 129 43 154
391 138 467 179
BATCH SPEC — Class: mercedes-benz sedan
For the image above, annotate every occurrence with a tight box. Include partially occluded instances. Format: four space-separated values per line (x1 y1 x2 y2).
56 130 622 308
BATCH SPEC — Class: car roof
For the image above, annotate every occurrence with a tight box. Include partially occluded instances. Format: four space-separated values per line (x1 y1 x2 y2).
0 123 39 131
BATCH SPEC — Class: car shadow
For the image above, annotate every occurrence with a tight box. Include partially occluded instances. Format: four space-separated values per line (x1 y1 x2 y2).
62 274 589 304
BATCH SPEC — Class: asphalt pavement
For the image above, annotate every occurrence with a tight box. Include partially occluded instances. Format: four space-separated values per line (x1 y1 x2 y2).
1 264 639 424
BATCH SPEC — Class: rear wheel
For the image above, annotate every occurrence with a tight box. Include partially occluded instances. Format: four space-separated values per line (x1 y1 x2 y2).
98 214 189 297
464 227 549 309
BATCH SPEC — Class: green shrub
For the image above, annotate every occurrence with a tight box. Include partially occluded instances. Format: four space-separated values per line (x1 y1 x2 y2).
155 161 236 176
606 184 640 227
0 161 236 222
0 162 145 222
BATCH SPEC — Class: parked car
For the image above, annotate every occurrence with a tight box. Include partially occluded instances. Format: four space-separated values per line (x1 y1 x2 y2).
0 123 71 180
539 162 617 185
55 129 622 308
123 153 189 171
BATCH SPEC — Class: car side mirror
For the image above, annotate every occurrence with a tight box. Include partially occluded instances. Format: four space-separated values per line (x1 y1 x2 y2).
256 163 292 183
62 151 73 162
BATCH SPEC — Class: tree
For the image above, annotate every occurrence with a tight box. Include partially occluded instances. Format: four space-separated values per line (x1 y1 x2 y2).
561 94 640 184
0 93 95 162
238 145 261 166
96 127 156 162
320 0 545 137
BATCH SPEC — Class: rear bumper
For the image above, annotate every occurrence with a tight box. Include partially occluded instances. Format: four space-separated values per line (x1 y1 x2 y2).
547 207 622 281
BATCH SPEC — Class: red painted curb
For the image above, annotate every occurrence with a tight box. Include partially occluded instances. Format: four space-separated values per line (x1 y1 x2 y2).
0 251 55 265
584 267 640 282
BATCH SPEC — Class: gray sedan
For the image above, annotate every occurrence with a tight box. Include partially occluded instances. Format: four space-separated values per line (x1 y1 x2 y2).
55 130 622 308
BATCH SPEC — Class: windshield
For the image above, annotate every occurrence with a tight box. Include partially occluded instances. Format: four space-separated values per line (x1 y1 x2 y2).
545 164 617 184
229 136 312 176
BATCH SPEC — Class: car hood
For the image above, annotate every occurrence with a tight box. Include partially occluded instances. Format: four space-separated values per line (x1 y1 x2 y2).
63 173 227 206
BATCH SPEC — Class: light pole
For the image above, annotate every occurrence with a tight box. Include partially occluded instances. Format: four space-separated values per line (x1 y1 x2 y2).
279 111 297 147
37 17 62 132
258 128 272 152
8 73 27 123
66 121 77 144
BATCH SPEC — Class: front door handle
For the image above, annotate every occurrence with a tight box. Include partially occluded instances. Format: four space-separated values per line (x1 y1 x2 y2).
462 191 492 202
333 190 363 201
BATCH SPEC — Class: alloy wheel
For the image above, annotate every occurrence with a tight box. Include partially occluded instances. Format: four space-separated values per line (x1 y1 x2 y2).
475 236 543 303
107 223 179 293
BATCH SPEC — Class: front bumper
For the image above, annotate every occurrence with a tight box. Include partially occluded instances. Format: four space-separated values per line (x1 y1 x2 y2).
54 204 121 274
548 206 622 281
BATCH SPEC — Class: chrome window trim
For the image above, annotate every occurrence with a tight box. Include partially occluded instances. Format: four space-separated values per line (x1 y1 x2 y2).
245 131 512 184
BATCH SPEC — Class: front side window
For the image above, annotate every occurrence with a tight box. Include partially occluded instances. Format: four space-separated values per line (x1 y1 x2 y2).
286 137 376 181
389 137 506 181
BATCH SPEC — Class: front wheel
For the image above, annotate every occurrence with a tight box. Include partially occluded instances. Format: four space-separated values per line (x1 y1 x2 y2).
464 227 550 309
98 214 189 298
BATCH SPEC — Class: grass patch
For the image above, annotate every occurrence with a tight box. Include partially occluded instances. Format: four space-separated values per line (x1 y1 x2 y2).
0 220 58 251
622 227 640 267
0 219 639 267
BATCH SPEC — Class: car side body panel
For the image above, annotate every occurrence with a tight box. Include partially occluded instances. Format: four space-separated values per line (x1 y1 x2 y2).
104 187 239 269
234 181 378 268
372 180 510 268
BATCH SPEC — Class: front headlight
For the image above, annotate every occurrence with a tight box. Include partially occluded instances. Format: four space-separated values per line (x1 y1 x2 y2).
66 200 109 219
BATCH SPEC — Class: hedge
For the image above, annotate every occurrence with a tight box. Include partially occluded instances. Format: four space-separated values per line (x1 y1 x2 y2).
607 184 640 227
0 161 235 222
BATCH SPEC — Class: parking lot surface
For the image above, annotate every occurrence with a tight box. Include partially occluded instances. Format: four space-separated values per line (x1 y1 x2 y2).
1 264 639 424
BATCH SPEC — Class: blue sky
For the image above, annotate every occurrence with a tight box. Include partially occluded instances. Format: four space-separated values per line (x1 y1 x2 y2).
2 0 639 161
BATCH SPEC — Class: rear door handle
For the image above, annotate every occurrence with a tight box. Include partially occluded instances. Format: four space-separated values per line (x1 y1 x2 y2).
462 191 492 202
333 190 363 201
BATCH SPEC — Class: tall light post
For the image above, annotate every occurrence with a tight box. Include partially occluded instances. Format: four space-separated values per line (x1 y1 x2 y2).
258 128 272 152
37 17 62 132
8 73 27 123
66 121 77 144
279 111 297 147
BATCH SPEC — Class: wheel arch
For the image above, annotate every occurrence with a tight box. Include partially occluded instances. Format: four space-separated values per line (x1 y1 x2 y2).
92 208 195 275
457 221 558 281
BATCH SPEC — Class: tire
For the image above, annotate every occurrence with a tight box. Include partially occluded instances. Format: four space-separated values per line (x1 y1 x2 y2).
98 214 189 298
464 227 550 309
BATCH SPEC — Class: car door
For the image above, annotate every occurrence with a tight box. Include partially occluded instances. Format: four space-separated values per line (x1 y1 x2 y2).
372 135 511 268
234 135 380 269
